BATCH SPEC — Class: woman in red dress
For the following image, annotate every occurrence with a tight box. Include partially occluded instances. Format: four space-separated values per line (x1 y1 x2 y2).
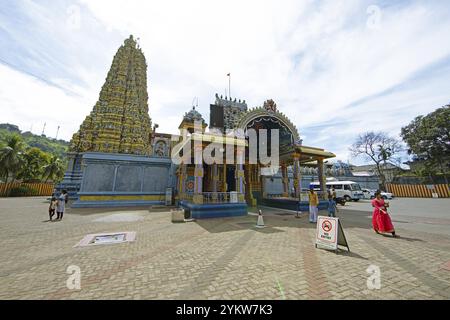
371 190 398 237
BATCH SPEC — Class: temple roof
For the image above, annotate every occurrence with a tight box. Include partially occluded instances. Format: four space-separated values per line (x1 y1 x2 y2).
214 93 247 110
183 106 205 122
179 106 207 132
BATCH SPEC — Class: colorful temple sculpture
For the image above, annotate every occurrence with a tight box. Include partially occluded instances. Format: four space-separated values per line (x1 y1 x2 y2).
69 35 153 155
59 35 336 215
59 36 173 207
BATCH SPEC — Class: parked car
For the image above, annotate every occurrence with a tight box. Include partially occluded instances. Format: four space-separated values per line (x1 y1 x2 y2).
362 188 373 199
369 190 393 199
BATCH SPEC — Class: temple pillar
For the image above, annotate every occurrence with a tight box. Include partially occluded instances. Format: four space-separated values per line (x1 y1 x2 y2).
244 164 255 206
317 158 326 199
293 153 302 199
211 163 218 202
281 163 289 197
212 163 218 192
193 145 203 204
236 149 245 202
223 162 227 192
260 165 267 198
178 163 187 200
181 163 187 194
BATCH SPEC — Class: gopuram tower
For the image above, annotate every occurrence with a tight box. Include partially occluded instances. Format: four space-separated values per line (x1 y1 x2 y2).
69 35 152 155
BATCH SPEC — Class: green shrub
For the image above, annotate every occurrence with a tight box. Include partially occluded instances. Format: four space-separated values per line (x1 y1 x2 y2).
8 186 38 197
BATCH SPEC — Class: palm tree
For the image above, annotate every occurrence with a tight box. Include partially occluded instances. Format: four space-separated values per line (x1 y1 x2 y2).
42 155 65 183
0 134 24 182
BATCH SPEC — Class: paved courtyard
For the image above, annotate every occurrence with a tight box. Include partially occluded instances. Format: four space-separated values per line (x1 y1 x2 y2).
0 196 449 300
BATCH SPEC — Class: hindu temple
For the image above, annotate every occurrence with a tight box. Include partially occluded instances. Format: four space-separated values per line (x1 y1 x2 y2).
59 35 336 217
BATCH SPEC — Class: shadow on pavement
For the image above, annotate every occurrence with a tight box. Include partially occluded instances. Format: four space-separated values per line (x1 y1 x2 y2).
338 250 369 260
378 233 425 242
194 208 376 234
67 206 151 216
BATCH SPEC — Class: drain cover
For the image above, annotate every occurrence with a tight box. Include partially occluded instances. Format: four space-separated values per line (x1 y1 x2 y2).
75 232 136 247
93 234 126 244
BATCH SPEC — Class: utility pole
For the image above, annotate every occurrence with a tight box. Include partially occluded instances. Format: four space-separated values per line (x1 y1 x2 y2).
55 126 60 140
41 122 46 136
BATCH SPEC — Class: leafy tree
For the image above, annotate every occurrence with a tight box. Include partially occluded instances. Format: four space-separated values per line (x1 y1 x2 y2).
42 155 65 183
401 105 450 184
17 147 51 182
0 134 25 182
0 124 69 160
349 131 403 188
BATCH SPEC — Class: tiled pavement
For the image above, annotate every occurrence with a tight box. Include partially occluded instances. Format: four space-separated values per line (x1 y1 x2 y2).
0 197 449 300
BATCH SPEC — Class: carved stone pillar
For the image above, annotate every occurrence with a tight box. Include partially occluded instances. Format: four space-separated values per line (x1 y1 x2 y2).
281 163 289 197
293 153 302 199
212 163 218 193
193 145 203 204
317 158 326 199
235 149 245 202
223 162 227 192
178 163 187 198
260 165 267 198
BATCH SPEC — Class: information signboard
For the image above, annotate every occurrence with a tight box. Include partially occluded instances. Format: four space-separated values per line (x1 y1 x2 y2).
315 216 350 253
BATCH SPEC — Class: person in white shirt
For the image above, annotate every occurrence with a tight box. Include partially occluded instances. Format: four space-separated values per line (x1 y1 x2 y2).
56 190 68 221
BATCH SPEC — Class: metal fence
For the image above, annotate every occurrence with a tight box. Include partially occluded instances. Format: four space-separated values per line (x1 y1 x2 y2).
386 183 449 198
0 182 55 197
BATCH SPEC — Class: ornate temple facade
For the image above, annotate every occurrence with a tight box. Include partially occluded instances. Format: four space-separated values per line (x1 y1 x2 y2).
60 35 336 214
175 97 335 218
69 35 153 156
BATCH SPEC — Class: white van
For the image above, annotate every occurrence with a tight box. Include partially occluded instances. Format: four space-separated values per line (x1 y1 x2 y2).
309 181 364 202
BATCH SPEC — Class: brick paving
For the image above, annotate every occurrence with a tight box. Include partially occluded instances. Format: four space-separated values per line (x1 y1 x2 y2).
0 197 449 300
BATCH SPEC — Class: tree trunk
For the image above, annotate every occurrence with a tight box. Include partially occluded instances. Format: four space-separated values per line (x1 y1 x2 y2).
438 160 449 185
375 162 386 190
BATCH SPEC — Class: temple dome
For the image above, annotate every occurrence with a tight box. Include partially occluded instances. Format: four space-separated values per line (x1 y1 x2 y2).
183 106 205 122
179 106 207 133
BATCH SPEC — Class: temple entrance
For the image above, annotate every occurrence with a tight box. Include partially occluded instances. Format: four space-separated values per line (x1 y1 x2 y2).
175 98 335 218
226 166 236 192
241 115 297 204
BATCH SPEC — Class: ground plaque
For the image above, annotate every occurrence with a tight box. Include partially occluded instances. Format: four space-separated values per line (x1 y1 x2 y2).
74 232 136 247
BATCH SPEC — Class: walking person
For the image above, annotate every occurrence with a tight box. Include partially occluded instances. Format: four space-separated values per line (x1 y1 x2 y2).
308 188 319 223
56 190 68 221
371 190 398 237
330 187 337 200
327 193 338 217
48 196 57 221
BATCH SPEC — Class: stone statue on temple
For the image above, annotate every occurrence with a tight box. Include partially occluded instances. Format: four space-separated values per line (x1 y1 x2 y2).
263 99 277 112
69 35 153 156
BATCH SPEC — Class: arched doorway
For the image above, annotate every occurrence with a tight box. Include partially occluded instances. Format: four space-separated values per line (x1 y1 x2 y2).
236 100 300 205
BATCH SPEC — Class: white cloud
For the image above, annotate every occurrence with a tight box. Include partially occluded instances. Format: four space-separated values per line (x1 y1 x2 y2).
0 63 90 139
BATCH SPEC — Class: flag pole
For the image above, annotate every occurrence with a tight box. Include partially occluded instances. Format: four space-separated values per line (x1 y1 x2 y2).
227 73 231 98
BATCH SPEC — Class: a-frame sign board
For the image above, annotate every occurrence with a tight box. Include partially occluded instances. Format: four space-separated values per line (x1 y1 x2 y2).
315 216 350 253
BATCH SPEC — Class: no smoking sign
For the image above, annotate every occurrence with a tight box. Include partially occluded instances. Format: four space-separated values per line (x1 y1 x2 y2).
316 216 338 249
322 220 332 232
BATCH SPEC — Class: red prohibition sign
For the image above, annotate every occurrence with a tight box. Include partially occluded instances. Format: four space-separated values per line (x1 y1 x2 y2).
322 220 332 232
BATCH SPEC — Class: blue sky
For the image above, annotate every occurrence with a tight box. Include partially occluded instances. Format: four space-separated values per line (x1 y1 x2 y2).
0 0 449 164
